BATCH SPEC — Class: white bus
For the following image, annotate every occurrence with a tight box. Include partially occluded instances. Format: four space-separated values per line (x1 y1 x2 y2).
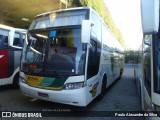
134 0 160 119
0 24 26 88
19 7 124 106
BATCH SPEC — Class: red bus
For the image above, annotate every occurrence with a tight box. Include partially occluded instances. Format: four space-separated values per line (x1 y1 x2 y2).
0 24 26 88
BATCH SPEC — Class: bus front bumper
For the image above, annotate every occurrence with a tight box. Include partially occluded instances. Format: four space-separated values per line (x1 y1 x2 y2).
20 82 87 106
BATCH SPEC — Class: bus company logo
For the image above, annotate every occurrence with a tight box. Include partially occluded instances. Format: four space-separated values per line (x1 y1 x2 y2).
90 82 99 97
27 76 38 81
2 112 11 117
0 55 4 59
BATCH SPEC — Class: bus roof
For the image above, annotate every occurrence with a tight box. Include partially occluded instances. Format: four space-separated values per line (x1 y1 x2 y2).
0 24 26 32
35 7 91 18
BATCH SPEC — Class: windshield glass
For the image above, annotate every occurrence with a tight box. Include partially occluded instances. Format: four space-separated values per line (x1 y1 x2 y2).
21 27 86 76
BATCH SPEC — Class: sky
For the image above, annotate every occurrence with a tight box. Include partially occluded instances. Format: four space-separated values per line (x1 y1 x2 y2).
103 0 143 50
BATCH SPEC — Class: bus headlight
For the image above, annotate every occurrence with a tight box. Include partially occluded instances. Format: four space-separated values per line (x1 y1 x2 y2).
19 71 27 84
64 82 84 90
19 77 27 84
155 104 160 117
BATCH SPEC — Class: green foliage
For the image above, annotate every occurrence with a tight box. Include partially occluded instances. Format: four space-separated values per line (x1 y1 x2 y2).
68 0 82 7
68 0 125 48
134 50 139 64
125 50 139 63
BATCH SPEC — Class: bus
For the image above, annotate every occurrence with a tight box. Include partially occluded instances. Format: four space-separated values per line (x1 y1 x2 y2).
134 0 160 119
0 24 26 88
19 7 124 106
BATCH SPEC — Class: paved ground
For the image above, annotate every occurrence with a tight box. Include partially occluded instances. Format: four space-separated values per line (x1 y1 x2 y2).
0 64 145 120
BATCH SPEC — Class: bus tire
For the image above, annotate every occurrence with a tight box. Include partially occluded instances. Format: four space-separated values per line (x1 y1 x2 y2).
13 73 19 89
97 76 106 100
119 68 123 79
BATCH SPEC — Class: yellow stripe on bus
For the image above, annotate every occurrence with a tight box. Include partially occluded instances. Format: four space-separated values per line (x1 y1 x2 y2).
26 75 44 86
25 75 63 90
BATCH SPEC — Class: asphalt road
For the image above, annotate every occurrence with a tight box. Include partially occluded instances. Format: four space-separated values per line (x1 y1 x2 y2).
0 64 145 120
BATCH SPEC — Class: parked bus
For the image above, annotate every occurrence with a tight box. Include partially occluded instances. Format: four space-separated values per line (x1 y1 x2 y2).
19 7 124 106
134 0 160 119
0 24 26 88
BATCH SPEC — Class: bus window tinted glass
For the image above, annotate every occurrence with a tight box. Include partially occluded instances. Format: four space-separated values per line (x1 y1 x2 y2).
22 34 26 42
13 33 22 47
91 12 101 41
22 28 86 76
0 29 9 48
154 33 160 94
143 35 151 96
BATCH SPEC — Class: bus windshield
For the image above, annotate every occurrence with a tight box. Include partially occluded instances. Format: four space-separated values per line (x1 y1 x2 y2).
21 28 86 76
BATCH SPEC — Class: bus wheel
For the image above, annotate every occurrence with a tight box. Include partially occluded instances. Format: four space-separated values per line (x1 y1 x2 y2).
13 73 19 89
119 68 123 79
97 76 106 100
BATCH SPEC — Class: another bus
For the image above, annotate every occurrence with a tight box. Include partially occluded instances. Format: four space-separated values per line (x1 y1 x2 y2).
19 7 124 106
134 0 160 119
0 24 26 88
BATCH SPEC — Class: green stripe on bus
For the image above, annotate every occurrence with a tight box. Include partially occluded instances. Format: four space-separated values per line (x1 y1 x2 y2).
39 77 67 88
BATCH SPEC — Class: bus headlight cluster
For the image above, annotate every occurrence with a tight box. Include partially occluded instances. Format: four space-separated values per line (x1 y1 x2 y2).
19 72 27 84
19 76 26 84
64 82 84 90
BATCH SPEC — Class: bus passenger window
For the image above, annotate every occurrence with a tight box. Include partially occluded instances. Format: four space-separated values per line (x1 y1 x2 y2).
13 33 21 47
154 33 160 94
143 35 151 96
0 29 9 48
22 34 26 43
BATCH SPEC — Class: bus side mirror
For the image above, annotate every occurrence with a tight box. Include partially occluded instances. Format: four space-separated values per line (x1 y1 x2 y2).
144 39 151 46
81 20 92 44
144 35 152 46
141 0 159 34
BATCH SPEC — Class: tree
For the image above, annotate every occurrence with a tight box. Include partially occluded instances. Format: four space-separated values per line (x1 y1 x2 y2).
125 50 136 63
68 0 126 48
